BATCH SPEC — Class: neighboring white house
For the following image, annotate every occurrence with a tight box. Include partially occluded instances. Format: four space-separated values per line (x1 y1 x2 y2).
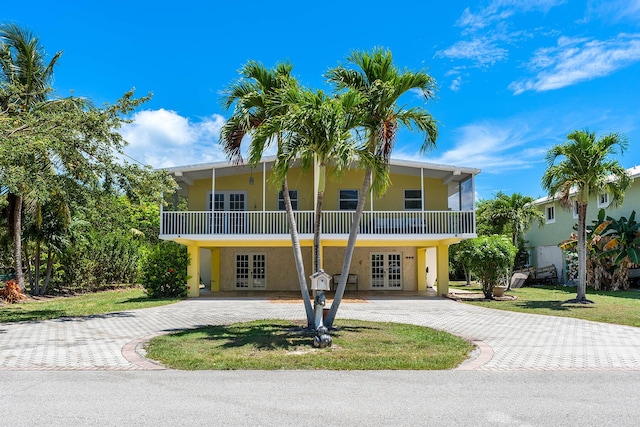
524 166 640 283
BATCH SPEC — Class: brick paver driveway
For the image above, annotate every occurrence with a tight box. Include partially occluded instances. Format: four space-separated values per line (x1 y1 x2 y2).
1 296 640 371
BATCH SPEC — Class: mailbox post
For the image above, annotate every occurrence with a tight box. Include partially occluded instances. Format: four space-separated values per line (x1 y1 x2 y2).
309 269 332 348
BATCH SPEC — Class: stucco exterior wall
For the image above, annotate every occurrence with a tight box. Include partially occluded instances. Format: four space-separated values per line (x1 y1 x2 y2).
185 168 451 213
524 178 640 277
214 246 419 291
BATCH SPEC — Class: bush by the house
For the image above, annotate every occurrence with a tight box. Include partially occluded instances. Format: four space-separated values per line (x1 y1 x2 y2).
466 235 517 299
140 241 189 298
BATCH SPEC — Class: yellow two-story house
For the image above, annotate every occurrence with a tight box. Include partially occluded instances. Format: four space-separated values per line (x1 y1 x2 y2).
160 156 479 297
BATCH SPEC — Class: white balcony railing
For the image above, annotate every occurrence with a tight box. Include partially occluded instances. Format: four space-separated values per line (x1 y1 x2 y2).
160 210 475 237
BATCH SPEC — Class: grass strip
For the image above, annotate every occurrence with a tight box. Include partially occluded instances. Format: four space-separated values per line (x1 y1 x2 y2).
145 319 474 370
451 283 640 327
0 288 181 323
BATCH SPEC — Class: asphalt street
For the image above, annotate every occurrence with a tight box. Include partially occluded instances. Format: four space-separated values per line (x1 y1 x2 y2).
2 370 639 426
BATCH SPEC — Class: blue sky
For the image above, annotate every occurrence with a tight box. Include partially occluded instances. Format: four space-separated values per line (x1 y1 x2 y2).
3 0 640 201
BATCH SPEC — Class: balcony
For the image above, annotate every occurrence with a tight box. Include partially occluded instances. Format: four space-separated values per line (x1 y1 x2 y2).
160 210 476 239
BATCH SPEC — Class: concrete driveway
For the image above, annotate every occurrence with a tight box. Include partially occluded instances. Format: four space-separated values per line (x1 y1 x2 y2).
1 296 640 371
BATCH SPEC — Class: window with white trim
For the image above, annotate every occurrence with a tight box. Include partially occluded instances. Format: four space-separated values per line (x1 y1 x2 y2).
404 189 422 210
597 193 610 208
545 204 556 224
339 189 359 210
278 190 298 210
573 200 579 219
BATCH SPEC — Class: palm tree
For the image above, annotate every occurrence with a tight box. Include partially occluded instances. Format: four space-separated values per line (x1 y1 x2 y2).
265 88 363 272
542 130 632 303
0 24 62 291
220 61 314 326
489 192 545 247
259 87 363 330
323 48 438 328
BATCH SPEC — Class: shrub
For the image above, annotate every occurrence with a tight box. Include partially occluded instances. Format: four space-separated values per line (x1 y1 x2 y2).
466 235 517 299
140 241 189 298
0 280 28 303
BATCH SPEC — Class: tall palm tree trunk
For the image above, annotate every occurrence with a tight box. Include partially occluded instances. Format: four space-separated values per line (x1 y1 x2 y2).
8 193 26 291
324 169 372 328
313 191 324 273
575 203 590 303
283 178 314 327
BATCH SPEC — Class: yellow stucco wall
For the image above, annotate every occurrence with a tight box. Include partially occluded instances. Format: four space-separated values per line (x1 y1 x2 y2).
186 167 449 212
218 247 313 291
187 168 316 212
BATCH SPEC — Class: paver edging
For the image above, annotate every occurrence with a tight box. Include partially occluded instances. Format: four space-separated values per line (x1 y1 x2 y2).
121 334 166 370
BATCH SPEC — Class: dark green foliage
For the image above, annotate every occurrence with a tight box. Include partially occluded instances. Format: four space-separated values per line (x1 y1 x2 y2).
140 241 189 298
58 230 142 292
465 235 517 298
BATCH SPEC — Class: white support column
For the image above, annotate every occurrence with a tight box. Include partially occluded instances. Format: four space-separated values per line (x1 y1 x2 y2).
313 155 319 210
420 168 424 211
211 168 216 211
262 160 266 212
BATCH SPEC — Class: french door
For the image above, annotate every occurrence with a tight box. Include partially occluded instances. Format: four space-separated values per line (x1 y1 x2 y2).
235 253 266 290
208 191 246 234
370 253 402 289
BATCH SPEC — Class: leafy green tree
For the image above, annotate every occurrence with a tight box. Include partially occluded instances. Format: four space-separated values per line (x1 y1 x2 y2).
0 23 61 290
450 239 475 285
220 61 314 326
542 130 632 303
482 192 544 246
0 24 174 292
324 48 438 328
466 235 517 299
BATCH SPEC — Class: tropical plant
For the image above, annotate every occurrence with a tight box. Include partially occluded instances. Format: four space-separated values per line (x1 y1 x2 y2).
450 239 475 285
481 192 544 246
323 48 438 328
220 60 314 326
264 88 364 273
0 23 61 291
466 235 517 299
542 130 632 303
140 241 189 298
0 24 174 292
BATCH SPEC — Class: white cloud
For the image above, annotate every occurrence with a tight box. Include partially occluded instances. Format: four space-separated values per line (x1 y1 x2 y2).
437 39 508 66
450 75 462 91
509 34 640 94
440 0 565 69
584 0 640 23
120 109 228 168
456 0 565 33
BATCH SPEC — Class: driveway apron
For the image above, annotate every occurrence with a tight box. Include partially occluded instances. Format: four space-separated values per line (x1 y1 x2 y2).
1 297 639 371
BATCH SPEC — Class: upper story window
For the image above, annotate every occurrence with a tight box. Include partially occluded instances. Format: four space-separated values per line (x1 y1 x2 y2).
573 200 579 219
339 189 359 210
545 204 556 224
597 193 610 208
278 190 298 210
404 189 422 210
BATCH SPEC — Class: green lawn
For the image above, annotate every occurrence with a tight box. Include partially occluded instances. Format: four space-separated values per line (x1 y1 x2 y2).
0 288 181 323
450 283 640 327
145 319 474 370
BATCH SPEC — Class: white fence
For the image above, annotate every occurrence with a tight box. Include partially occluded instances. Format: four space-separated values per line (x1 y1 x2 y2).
160 210 475 236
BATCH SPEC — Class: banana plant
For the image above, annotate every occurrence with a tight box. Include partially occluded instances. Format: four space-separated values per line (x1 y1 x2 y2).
601 211 640 265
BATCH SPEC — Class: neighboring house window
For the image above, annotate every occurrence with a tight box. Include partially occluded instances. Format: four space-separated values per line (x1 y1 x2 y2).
339 190 359 210
278 190 298 210
598 193 610 208
573 200 579 219
404 190 422 210
545 205 555 224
